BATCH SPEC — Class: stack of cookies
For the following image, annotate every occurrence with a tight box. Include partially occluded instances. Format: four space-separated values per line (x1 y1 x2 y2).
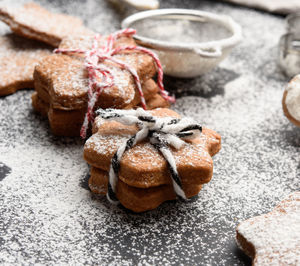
31 34 170 136
84 108 221 212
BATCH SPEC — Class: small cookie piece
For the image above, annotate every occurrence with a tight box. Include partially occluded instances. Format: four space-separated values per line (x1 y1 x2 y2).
236 192 300 265
0 2 92 47
0 34 51 96
84 108 221 212
282 74 300 127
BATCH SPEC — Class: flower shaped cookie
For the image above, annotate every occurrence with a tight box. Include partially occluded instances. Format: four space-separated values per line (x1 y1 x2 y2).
84 108 221 212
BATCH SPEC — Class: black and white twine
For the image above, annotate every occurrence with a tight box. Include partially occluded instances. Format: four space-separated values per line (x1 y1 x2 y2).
96 108 202 203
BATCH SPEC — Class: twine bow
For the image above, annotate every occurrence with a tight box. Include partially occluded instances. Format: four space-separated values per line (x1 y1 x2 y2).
96 108 202 203
54 28 175 138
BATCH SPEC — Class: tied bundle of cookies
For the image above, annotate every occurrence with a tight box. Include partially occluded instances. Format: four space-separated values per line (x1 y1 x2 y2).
32 29 174 137
84 108 221 212
0 2 92 96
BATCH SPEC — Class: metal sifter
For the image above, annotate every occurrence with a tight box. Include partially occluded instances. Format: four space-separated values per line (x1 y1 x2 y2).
122 9 242 78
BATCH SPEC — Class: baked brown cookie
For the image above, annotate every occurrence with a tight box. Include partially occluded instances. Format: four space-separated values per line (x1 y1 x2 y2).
236 192 300 265
0 2 92 47
32 79 167 136
32 32 171 136
282 74 300 127
33 34 156 110
84 108 221 212
0 34 51 96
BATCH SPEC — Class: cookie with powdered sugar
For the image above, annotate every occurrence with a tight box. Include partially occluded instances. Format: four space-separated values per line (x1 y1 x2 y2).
34 35 157 111
32 31 172 137
282 75 300 127
84 108 221 212
0 33 51 96
0 2 92 47
236 192 300 265
31 79 166 136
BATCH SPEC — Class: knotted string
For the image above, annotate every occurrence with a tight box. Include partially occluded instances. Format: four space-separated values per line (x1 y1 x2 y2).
96 108 202 204
54 28 175 138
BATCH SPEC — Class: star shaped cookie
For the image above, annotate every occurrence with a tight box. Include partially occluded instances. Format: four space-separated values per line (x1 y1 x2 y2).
34 34 157 110
0 33 51 96
0 2 92 47
32 34 169 136
236 192 300 265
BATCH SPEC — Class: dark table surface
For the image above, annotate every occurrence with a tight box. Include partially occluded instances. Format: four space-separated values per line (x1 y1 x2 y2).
0 0 299 265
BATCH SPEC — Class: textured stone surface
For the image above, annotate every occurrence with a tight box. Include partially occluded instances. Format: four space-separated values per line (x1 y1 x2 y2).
0 0 299 265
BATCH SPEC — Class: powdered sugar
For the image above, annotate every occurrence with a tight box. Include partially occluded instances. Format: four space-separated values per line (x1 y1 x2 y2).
52 60 89 96
86 132 131 155
101 64 135 103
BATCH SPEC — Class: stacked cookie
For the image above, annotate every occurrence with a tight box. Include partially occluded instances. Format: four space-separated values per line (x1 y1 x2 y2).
84 108 221 212
32 34 170 136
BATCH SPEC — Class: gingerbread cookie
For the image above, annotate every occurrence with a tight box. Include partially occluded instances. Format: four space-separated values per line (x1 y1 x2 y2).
236 192 300 265
32 29 173 137
32 79 168 136
282 74 300 127
0 33 51 96
84 108 221 212
34 38 156 110
0 2 92 47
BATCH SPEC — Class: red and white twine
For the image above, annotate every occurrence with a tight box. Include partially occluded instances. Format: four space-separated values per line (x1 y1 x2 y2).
54 28 175 138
